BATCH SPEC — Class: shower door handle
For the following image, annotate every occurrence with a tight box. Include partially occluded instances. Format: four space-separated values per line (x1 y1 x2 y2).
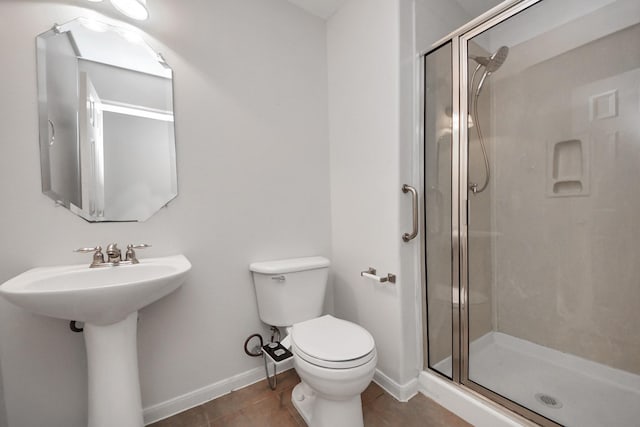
402 184 418 242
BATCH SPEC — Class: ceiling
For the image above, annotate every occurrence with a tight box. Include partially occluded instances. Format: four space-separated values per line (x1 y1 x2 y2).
453 0 504 19
287 0 504 20
286 0 349 19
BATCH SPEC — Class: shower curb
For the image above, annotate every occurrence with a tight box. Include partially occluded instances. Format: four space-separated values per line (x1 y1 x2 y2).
418 371 535 427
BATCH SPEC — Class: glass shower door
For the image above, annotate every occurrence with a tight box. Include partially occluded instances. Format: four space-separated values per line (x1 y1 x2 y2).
462 0 640 425
424 41 455 379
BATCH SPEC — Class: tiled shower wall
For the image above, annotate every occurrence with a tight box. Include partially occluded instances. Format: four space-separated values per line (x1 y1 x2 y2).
490 23 640 374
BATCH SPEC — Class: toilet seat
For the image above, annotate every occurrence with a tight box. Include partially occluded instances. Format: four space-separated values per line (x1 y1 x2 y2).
294 345 376 369
291 315 376 369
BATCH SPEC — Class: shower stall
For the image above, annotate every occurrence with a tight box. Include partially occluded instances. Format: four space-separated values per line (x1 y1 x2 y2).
422 0 640 425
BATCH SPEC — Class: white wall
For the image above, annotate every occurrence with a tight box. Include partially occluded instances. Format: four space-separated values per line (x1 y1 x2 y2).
0 1 330 426
327 0 423 389
415 0 473 52
324 0 496 393
0 0 514 425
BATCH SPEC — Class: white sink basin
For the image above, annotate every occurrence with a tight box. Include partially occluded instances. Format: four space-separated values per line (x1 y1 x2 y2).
0 254 191 325
0 254 191 427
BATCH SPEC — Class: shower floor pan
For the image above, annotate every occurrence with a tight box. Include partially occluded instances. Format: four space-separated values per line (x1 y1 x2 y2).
433 332 640 426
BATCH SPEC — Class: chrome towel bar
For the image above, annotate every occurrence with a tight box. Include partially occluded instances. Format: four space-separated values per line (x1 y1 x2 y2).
361 267 396 284
402 184 418 242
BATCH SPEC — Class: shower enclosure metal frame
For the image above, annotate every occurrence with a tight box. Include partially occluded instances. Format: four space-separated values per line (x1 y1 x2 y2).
421 0 562 425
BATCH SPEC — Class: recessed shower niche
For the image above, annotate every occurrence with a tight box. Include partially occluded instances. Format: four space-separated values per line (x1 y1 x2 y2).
547 137 590 197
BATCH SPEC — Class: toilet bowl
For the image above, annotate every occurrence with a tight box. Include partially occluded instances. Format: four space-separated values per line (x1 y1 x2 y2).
290 315 377 427
249 257 377 427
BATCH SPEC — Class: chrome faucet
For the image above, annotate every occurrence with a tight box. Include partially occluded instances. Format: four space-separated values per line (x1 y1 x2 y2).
106 243 122 263
76 243 150 268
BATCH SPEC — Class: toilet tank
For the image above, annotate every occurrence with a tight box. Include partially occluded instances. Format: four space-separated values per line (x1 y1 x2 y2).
249 256 330 327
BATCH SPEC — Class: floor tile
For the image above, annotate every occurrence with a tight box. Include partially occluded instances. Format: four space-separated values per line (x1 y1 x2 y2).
149 369 471 427
150 404 208 427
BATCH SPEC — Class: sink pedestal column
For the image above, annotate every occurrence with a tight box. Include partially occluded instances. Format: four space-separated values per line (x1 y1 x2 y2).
84 312 143 427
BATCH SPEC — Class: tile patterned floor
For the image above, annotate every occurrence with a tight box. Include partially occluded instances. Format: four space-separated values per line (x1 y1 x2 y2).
149 369 471 427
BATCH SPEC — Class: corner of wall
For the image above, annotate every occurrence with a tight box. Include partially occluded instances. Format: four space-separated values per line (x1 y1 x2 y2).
0 363 7 427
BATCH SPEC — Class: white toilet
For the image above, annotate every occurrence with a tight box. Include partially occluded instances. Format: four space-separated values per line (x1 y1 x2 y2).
249 256 377 427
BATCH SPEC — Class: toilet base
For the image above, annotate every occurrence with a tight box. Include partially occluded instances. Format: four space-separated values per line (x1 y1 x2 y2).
291 382 364 427
291 382 315 425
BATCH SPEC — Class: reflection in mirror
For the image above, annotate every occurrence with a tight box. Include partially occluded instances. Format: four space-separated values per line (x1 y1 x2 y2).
36 18 177 222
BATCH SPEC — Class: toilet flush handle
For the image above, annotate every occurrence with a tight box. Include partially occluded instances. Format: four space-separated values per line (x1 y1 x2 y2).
271 275 286 282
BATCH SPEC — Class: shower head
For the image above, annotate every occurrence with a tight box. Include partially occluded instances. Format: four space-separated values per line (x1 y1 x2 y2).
471 46 509 96
467 47 508 195
470 46 509 73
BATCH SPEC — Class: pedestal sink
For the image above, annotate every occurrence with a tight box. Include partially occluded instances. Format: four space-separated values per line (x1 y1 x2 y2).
0 254 191 427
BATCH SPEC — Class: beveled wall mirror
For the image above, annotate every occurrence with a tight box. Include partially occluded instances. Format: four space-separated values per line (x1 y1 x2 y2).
36 18 177 222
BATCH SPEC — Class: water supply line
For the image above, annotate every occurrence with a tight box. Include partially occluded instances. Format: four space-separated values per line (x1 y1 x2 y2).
69 320 84 332
243 333 263 357
263 351 278 390
243 326 281 390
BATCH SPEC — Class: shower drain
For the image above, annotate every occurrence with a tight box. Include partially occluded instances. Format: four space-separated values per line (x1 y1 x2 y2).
535 393 563 409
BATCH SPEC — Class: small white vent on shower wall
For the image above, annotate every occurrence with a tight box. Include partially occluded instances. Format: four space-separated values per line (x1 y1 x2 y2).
589 89 618 121
546 136 590 198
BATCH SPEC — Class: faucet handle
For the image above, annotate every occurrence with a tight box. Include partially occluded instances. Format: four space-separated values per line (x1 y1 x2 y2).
74 246 105 267
74 246 102 253
127 243 151 250
125 243 151 264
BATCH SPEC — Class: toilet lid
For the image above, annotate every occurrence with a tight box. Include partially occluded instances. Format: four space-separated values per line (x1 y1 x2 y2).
291 315 375 366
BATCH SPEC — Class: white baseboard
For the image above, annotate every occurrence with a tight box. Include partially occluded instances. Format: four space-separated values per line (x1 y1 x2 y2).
373 369 418 402
144 363 420 424
143 359 294 425
418 371 532 427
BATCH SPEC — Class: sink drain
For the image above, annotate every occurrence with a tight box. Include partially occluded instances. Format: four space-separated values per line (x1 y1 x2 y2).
535 393 563 409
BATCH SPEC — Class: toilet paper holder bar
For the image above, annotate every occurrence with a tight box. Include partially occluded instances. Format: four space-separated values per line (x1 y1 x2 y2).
361 267 396 284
